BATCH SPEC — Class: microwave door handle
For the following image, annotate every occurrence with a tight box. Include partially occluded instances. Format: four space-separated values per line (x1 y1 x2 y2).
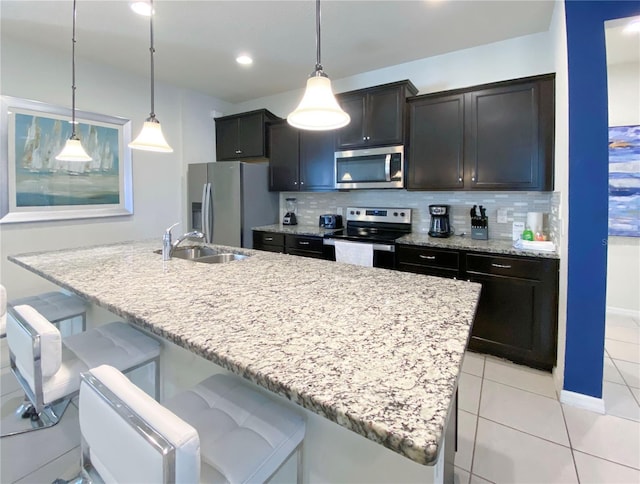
384 154 391 181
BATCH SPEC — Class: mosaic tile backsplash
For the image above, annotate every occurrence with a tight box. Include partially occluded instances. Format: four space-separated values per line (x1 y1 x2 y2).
280 190 561 242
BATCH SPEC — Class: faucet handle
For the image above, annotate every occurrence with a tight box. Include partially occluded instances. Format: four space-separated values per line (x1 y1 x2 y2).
165 222 180 235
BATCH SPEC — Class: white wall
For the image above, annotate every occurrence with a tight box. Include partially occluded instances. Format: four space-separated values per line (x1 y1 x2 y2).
232 31 554 117
607 61 640 314
0 38 232 298
548 0 569 392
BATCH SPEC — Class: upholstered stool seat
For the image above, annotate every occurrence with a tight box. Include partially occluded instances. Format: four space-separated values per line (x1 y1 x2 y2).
69 366 306 484
9 291 88 332
3 305 161 437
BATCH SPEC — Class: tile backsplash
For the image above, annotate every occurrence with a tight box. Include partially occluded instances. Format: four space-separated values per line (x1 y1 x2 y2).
280 190 561 242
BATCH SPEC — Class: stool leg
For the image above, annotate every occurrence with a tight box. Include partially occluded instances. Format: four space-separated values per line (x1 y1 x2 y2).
297 442 304 484
154 357 161 402
80 313 86 332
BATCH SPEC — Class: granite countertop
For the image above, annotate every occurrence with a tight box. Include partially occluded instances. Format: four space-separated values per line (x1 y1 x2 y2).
9 240 481 465
253 225 559 259
397 233 560 259
253 223 341 237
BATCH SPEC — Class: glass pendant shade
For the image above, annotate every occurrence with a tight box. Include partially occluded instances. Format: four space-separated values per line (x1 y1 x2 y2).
55 137 92 162
287 75 350 130
129 118 173 152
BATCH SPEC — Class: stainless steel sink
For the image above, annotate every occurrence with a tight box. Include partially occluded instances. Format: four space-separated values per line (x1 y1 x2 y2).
154 246 248 264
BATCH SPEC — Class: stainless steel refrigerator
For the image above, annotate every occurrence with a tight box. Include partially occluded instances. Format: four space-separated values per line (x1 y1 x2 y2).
187 162 278 248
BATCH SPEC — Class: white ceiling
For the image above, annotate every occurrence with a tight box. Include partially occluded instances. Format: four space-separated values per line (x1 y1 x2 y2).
2 0 564 104
605 17 640 66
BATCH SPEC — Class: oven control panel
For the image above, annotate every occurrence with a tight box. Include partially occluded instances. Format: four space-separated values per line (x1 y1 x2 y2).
345 207 411 224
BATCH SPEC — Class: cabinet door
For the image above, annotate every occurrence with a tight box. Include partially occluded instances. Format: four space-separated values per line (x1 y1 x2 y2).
407 94 464 190
465 81 542 190
215 118 239 160
269 123 299 192
299 130 335 191
335 94 366 149
237 113 265 158
366 87 404 146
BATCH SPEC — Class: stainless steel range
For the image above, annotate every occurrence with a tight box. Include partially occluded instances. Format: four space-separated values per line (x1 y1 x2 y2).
323 207 411 268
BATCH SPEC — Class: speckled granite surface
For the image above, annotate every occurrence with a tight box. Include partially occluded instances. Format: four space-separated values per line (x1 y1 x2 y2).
253 224 340 237
9 240 480 465
398 234 560 259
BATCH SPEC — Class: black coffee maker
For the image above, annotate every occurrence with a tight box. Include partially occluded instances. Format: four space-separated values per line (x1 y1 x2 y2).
428 204 452 238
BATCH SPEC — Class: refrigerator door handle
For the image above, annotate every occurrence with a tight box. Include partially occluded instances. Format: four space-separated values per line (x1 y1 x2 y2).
208 182 214 244
202 183 213 243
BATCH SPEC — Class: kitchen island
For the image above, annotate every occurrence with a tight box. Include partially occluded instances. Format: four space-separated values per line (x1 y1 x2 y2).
9 240 481 482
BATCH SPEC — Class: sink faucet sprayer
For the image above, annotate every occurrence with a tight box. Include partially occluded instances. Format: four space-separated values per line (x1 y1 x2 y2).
163 223 206 261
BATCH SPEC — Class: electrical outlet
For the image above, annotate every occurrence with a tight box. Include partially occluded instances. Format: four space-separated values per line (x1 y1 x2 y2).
497 208 508 224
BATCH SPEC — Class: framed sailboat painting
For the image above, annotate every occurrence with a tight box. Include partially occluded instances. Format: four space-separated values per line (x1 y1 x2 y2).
0 96 133 223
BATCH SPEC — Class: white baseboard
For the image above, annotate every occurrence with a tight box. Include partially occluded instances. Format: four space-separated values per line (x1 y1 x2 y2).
552 366 564 397
607 306 640 319
560 390 605 414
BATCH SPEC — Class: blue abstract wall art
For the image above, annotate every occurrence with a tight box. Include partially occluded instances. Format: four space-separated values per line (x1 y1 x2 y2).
608 125 640 237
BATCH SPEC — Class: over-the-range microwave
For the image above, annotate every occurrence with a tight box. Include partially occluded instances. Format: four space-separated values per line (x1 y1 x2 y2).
334 145 404 190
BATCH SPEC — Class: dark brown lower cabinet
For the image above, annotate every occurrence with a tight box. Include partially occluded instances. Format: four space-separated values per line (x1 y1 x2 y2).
253 231 327 260
395 245 559 371
252 231 285 253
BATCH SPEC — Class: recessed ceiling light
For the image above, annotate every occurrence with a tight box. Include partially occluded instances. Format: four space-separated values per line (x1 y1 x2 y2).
236 55 253 65
623 18 640 34
130 1 153 16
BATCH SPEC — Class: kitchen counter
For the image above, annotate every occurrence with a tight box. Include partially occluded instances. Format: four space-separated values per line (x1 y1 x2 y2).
253 223 340 237
398 233 560 259
9 241 480 467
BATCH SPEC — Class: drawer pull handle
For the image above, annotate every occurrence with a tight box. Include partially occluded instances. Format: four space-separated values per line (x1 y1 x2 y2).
419 255 436 260
299 241 310 245
265 237 273 241
491 263 512 269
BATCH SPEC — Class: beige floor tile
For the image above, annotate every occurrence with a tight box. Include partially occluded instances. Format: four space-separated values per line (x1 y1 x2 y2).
629 386 640 405
614 359 640 388
459 373 482 415
605 339 640 364
470 473 495 484
573 450 640 484
483 358 556 399
479 379 569 445
472 418 578 483
563 404 640 469
462 352 485 377
0 366 21 397
606 313 639 328
606 325 640 345
14 446 80 484
0 404 80 483
0 338 9 369
603 381 640 422
454 466 471 484
455 410 477 471
604 356 626 384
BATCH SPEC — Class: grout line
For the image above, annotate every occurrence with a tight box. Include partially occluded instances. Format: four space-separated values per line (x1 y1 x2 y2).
481 375 558 401
17 445 81 484
466 359 486 479
477 415 573 449
571 448 640 473
559 391 581 482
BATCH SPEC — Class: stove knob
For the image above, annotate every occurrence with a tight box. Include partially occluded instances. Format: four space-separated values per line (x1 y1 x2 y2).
400 212 405 217
356 211 361 215
350 210 355 215
393 212 398 217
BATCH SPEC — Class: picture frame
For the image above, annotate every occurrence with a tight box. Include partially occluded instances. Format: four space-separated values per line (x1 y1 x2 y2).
0 96 133 224
608 125 640 237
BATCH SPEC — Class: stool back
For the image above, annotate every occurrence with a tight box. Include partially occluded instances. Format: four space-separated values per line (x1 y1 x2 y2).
79 365 200 484
6 305 62 408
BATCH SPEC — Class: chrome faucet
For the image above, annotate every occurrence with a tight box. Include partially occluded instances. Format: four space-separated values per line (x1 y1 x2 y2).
171 230 206 255
162 223 180 261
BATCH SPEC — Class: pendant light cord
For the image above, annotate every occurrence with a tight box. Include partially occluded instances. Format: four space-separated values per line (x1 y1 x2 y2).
315 0 323 74
71 0 78 138
148 0 156 120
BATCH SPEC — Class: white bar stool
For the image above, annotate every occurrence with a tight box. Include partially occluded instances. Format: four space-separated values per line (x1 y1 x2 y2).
63 365 306 484
2 304 161 437
0 285 6 338
9 290 89 333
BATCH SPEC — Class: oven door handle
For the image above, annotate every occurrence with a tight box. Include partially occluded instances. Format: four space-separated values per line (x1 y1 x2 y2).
323 239 395 252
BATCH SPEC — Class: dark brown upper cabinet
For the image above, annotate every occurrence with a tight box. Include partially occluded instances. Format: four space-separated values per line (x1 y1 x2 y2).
335 80 418 150
407 74 555 191
269 122 335 192
215 109 280 161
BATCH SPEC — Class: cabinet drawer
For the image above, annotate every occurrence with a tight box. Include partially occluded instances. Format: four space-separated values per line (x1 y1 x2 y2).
398 246 459 270
466 254 542 280
285 235 324 253
254 232 285 247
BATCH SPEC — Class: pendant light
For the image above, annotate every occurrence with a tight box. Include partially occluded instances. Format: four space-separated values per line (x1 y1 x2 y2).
287 0 350 131
129 0 173 152
56 0 91 162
